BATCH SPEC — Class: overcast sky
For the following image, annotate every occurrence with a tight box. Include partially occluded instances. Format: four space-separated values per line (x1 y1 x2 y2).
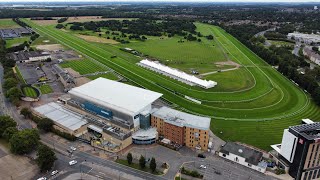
1 0 319 3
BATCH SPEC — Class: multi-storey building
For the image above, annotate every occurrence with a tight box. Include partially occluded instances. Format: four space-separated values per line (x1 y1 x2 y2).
151 107 211 151
271 119 320 180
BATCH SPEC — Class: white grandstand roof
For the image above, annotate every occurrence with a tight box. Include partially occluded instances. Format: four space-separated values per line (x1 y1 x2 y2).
68 78 163 115
34 102 88 131
139 59 217 89
152 107 211 130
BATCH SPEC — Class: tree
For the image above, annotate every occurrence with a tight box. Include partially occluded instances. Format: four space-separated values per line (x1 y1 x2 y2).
36 144 57 172
139 155 146 169
0 116 17 137
5 87 21 106
3 78 18 90
312 87 320 105
2 127 18 141
10 129 40 154
55 24 64 29
206 35 214 40
127 152 133 165
150 157 156 172
37 118 54 132
20 107 32 119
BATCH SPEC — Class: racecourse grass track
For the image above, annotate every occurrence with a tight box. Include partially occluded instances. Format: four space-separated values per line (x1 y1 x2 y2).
24 19 320 150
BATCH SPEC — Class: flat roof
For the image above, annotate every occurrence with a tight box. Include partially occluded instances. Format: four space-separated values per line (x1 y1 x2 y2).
68 78 163 115
220 142 263 166
34 102 88 131
132 128 158 140
290 122 320 140
152 107 211 130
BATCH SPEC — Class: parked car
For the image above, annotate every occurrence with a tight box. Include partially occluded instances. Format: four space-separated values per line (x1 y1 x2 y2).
70 146 77 151
200 165 207 169
198 154 206 158
69 160 77 166
37 177 47 180
67 149 73 153
51 170 59 176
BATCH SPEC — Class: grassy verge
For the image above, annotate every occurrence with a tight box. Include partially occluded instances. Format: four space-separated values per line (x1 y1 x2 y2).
14 66 26 84
115 159 163 175
35 84 53 94
22 87 38 98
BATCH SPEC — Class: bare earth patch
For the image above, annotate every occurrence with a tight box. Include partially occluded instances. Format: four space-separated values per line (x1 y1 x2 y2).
36 44 64 51
77 34 119 44
215 60 240 68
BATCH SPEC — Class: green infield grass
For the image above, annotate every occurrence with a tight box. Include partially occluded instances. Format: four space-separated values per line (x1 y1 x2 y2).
24 19 320 150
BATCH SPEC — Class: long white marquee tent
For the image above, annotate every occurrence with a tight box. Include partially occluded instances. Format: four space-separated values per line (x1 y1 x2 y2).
139 59 217 89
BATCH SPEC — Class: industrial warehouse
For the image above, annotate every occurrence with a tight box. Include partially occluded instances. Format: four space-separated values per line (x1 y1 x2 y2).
33 77 212 152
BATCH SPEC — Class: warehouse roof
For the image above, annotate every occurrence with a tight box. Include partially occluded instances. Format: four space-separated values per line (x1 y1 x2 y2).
68 78 163 115
34 102 88 131
152 107 211 130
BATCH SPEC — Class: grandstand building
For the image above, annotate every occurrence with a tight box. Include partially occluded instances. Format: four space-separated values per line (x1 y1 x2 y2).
138 59 217 89
151 106 211 150
68 77 163 130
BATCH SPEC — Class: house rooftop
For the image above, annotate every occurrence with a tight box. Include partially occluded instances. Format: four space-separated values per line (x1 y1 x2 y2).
220 142 263 166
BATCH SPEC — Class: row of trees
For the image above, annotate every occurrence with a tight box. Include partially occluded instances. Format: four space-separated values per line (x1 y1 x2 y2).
68 18 196 37
127 153 157 173
0 116 56 172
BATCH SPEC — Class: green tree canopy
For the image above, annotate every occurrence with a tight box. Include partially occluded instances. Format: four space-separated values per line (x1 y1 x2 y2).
20 107 32 119
2 127 18 141
127 152 133 165
0 116 17 137
36 144 57 172
3 78 18 90
150 157 157 172
10 129 40 154
37 118 54 132
139 155 146 169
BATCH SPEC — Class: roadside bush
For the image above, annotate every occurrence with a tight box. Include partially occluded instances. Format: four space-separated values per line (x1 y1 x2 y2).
51 129 76 141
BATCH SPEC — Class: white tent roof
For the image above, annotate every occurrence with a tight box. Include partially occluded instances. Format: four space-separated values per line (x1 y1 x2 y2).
68 78 163 115
140 59 217 89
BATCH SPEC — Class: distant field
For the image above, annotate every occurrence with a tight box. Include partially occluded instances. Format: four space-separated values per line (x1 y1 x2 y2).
0 19 19 29
60 59 108 74
5 36 30 48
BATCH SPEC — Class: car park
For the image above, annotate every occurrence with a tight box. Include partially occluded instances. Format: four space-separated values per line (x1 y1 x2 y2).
69 160 77 166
